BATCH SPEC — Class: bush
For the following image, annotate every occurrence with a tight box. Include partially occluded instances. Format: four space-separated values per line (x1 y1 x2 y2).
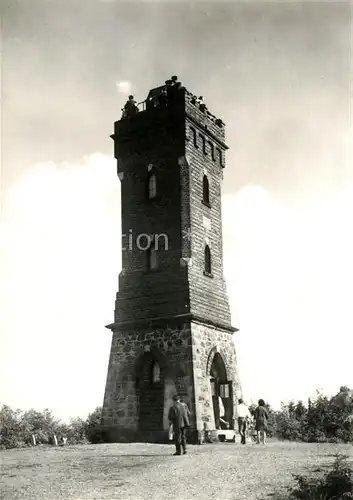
0 405 105 449
245 392 353 445
276 415 303 441
273 389 353 444
85 407 104 444
288 454 353 499
65 417 88 445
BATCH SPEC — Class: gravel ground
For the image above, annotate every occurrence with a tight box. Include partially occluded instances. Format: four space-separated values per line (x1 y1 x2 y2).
1 441 352 500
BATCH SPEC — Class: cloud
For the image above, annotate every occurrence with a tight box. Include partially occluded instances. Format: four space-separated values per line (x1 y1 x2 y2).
1 154 121 419
224 183 353 408
116 80 132 95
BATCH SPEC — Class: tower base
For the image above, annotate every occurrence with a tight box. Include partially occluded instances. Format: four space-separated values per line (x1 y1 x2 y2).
101 318 242 443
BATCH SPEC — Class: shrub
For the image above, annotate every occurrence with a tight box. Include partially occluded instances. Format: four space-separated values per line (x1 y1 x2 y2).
288 454 353 499
85 407 104 444
66 417 88 444
0 405 102 448
273 389 353 444
276 413 303 441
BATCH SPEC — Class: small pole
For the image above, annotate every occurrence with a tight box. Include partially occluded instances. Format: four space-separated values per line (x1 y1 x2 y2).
32 434 36 446
53 434 58 446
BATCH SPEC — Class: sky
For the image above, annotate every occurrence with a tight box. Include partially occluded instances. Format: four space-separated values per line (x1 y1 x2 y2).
1 0 352 421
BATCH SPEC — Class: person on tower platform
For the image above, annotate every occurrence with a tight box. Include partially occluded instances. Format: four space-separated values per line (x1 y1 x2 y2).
122 95 139 118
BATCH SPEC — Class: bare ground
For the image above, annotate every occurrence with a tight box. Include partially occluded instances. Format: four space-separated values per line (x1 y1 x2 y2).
1 441 352 500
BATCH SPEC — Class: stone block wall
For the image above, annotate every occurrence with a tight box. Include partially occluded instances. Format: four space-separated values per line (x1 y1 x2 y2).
101 321 195 442
191 321 243 432
101 319 242 443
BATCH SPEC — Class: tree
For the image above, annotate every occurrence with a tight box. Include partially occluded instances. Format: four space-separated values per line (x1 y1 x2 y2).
21 408 61 444
0 405 25 449
67 417 87 444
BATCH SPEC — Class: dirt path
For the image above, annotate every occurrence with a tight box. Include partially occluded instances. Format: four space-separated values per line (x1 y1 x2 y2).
1 441 352 499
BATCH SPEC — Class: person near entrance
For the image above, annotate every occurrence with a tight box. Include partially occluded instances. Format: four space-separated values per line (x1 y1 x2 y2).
254 399 269 445
237 398 252 444
218 396 229 429
168 394 190 455
179 396 191 418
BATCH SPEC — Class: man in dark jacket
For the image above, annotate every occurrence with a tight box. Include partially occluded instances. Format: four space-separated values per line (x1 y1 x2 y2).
168 394 190 455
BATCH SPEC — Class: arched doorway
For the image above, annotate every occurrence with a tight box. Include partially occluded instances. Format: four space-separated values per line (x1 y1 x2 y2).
137 355 164 433
209 352 234 430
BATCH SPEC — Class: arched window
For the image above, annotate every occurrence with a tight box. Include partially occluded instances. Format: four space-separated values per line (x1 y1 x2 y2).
202 175 210 206
204 245 212 275
190 127 198 148
147 241 158 271
151 361 161 383
147 172 157 199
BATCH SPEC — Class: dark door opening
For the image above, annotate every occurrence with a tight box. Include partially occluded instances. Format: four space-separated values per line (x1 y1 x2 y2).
138 360 164 432
210 353 234 430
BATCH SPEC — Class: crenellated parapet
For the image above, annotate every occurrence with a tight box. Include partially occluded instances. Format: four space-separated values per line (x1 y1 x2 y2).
184 89 225 133
119 75 225 138
115 75 227 164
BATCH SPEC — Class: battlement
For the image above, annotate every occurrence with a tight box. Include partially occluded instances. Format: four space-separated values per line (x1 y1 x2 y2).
117 76 226 142
184 88 225 130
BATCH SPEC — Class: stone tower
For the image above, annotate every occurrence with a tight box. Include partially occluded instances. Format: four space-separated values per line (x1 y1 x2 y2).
101 77 242 443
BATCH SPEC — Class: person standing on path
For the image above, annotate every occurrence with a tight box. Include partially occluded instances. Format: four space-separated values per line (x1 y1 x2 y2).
179 397 191 420
237 399 252 444
168 394 190 456
253 399 269 445
179 396 191 443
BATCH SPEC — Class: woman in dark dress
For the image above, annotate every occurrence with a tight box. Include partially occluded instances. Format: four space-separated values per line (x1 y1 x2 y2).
254 399 269 444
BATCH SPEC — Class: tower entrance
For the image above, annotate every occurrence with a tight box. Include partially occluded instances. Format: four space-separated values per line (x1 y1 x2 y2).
210 353 234 430
137 356 164 433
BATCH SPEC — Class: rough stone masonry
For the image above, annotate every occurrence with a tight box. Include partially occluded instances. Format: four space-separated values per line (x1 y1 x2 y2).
101 76 243 444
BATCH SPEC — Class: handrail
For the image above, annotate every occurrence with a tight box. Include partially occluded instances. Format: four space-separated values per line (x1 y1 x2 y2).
136 100 146 111
120 91 224 129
